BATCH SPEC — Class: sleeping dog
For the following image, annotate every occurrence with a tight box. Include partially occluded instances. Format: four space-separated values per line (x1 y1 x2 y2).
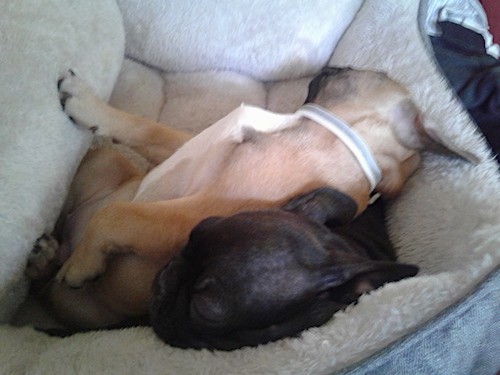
150 188 418 350
27 67 475 339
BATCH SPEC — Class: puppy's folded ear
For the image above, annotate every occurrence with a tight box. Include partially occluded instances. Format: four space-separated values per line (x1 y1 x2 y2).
391 99 480 164
322 256 419 305
282 187 357 226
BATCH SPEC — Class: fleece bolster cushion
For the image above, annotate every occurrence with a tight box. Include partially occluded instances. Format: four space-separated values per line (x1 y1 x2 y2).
115 0 364 81
0 0 124 321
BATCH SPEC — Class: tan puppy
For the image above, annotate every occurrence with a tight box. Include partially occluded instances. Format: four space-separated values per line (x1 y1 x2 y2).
30 67 474 328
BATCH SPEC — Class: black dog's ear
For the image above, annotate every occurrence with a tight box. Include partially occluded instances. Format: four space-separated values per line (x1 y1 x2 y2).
323 258 419 305
282 187 357 226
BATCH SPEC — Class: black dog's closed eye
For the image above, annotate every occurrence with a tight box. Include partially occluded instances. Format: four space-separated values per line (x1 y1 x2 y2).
150 187 418 351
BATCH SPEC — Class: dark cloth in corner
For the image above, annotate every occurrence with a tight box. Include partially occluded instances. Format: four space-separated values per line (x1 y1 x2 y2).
430 21 500 164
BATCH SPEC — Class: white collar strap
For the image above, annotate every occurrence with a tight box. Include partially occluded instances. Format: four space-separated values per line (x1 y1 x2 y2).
296 103 382 192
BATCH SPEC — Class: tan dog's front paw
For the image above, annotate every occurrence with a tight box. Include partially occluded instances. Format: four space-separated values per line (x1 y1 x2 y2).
57 70 104 133
55 246 106 288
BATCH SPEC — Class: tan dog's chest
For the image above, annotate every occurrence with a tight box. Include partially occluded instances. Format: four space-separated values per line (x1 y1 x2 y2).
135 120 371 208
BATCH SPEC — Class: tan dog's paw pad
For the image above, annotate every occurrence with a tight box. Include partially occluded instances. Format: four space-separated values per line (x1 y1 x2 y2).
55 248 106 288
26 234 59 280
57 70 102 131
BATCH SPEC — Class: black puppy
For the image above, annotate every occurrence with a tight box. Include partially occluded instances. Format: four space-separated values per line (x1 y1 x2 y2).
150 188 418 350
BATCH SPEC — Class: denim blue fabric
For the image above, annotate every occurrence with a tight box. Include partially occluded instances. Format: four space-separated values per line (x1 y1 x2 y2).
337 270 499 375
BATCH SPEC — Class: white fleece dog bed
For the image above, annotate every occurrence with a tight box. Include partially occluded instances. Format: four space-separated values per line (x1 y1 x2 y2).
0 0 124 321
1 0 499 374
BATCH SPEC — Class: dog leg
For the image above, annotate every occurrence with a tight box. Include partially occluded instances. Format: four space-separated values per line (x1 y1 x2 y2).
58 70 191 164
55 195 270 288
54 198 210 288
54 199 195 288
26 234 60 280
46 281 126 329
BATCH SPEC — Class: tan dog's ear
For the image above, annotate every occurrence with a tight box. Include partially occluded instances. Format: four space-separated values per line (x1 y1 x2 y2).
391 99 480 164
419 121 481 164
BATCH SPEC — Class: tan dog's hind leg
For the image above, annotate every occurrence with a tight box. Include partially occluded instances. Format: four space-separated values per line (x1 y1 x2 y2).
58 70 191 165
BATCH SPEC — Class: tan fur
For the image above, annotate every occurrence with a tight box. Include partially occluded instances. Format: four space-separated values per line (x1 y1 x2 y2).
40 69 467 328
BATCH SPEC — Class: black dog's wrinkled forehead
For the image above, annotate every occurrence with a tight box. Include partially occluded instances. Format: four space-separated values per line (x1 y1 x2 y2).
182 187 360 275
150 188 418 351
186 209 342 269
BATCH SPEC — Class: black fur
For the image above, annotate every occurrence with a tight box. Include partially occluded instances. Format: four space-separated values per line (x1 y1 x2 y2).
150 187 418 351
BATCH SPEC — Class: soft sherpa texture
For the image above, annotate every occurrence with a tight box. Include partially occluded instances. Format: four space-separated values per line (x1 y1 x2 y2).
115 0 364 80
109 59 165 120
2 0 500 374
0 0 125 321
160 71 267 133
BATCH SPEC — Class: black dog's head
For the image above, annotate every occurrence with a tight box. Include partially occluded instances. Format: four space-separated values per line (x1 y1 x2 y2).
150 188 418 351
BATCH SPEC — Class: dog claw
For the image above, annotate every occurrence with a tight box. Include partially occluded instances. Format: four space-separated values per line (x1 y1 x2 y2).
59 91 72 110
57 69 75 90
